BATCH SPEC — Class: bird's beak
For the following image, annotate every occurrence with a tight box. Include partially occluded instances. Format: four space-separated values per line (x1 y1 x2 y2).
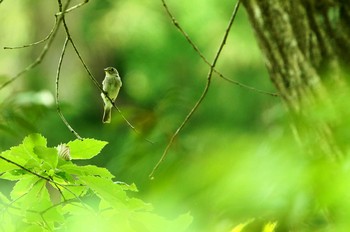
104 68 108 71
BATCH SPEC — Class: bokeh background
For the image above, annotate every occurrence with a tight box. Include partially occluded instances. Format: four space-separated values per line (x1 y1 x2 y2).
4 1 350 231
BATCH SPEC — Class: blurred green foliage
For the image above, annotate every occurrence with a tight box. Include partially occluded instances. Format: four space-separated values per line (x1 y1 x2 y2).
2 0 350 231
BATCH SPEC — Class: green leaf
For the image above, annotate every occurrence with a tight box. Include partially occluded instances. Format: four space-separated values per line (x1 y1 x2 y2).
46 182 62 205
80 176 128 210
115 182 139 192
0 134 193 231
14 133 47 157
34 146 58 169
53 169 76 183
59 183 88 200
0 169 30 181
0 191 10 204
43 206 65 225
0 151 19 173
18 224 44 232
13 179 51 212
67 138 108 160
59 163 114 179
23 133 47 147
127 197 153 211
7 133 47 167
10 176 40 200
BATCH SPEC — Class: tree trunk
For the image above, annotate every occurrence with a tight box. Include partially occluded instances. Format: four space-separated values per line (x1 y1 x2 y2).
241 0 350 160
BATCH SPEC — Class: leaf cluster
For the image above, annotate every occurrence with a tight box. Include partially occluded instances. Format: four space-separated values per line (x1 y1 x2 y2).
0 134 191 231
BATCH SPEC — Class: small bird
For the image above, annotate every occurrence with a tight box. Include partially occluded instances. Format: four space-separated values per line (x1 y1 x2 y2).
101 67 122 123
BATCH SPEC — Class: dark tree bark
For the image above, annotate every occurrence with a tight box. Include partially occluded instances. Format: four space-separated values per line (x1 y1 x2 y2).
241 0 350 160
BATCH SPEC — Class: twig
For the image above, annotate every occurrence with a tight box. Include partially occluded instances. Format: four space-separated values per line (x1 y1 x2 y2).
160 0 278 97
57 0 154 144
0 155 53 182
40 198 77 215
40 213 53 232
150 1 241 178
4 18 58 50
55 0 89 16
51 179 67 201
0 0 72 92
215 71 278 97
55 37 83 140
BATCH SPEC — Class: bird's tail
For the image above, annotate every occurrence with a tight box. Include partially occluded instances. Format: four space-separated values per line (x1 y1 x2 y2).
102 107 112 123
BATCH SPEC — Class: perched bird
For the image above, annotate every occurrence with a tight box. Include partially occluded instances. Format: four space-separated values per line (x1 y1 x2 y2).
101 67 122 123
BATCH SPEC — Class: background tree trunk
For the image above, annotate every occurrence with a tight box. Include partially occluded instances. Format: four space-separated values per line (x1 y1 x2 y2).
241 0 350 159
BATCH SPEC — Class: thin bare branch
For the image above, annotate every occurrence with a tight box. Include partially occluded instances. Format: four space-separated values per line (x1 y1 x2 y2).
0 0 72 92
0 155 81 187
0 155 53 182
150 1 241 178
50 180 67 201
161 0 278 97
4 18 58 50
40 198 77 215
40 214 53 232
213 2 240 67
55 37 83 140
55 0 89 16
215 71 278 97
